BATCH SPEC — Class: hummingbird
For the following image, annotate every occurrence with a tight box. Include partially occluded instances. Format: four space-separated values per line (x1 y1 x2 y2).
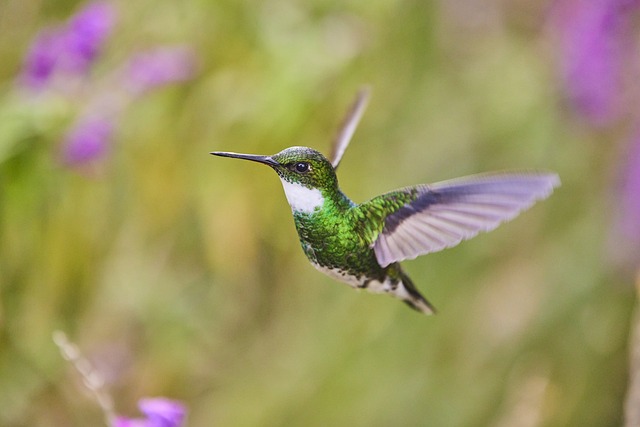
211 88 559 315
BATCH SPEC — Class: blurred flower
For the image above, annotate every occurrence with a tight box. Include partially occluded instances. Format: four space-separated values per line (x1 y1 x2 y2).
552 0 639 125
125 47 197 94
61 116 113 166
113 398 187 427
14 1 196 169
20 28 66 89
62 1 116 74
19 1 116 90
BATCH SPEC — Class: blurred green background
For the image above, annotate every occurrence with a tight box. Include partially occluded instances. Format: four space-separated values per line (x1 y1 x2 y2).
0 0 636 426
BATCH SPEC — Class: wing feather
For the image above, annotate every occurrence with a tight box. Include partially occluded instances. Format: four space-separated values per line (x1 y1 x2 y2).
330 87 371 169
372 173 560 267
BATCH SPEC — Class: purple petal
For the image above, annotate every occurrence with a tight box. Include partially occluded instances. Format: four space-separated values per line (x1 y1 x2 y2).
125 47 197 94
552 0 636 125
20 28 66 89
138 398 187 427
61 117 113 166
62 1 116 74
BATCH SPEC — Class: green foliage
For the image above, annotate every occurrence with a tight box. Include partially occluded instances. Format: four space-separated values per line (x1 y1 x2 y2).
0 1 634 426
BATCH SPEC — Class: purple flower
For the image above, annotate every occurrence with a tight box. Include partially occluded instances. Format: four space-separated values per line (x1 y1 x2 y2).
61 117 113 166
63 1 116 74
16 1 196 170
19 1 116 89
552 0 639 125
125 47 197 94
113 398 187 427
20 28 66 89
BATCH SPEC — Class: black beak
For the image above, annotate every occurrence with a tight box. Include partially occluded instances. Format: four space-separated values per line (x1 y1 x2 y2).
210 151 279 167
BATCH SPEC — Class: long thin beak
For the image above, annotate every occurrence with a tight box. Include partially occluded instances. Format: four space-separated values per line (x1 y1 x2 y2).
210 151 279 167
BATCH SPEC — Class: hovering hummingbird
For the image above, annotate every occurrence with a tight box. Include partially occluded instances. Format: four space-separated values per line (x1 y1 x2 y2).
211 88 559 315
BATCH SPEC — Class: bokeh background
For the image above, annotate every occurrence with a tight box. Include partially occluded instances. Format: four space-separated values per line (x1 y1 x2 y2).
1 0 639 426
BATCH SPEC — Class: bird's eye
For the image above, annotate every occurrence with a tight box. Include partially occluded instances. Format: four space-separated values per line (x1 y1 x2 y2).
294 162 310 173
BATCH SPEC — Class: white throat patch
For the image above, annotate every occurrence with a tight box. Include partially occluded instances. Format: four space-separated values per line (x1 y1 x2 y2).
280 179 324 214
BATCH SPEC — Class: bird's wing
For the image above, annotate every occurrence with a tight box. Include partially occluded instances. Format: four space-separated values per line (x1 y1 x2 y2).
330 87 371 169
367 172 560 268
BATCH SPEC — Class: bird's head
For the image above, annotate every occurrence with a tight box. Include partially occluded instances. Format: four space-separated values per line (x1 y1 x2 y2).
211 146 338 191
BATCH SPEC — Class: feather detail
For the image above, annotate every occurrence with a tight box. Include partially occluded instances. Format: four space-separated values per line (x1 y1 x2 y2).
372 173 560 267
329 87 371 169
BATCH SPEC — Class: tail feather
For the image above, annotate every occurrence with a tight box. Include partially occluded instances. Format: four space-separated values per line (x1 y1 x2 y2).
396 272 436 315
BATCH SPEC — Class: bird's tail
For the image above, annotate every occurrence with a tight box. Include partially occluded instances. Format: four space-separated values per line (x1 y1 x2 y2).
396 272 437 315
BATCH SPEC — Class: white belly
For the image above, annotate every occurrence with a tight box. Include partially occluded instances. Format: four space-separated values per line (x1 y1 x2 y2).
311 262 395 294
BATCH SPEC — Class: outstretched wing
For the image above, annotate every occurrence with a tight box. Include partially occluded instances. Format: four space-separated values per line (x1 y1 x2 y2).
329 87 371 169
370 173 560 268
